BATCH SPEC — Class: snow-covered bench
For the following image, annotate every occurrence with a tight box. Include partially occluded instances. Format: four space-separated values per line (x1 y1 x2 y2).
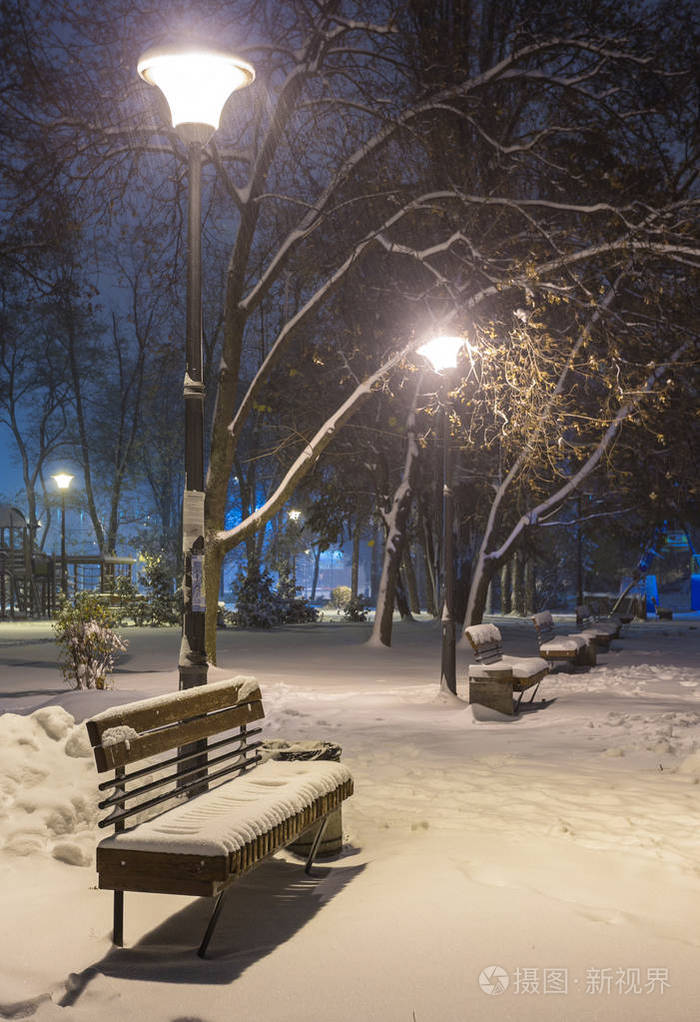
464 624 549 716
576 604 621 644
531 611 597 670
85 679 353 957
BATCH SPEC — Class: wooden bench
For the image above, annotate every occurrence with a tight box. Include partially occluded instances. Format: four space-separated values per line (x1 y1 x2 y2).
464 624 549 716
576 604 620 644
531 611 597 670
85 678 354 957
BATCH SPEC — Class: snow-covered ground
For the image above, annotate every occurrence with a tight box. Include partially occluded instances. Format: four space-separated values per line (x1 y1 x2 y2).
0 613 699 1021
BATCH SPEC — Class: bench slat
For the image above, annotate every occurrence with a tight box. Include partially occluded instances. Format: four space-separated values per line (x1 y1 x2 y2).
86 678 262 745
92 701 265 772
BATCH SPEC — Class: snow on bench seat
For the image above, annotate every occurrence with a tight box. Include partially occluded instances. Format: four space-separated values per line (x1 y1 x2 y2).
98 759 352 859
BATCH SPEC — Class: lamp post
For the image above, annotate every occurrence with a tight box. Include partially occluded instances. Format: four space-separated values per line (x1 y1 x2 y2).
138 43 254 691
287 509 302 587
417 336 465 695
52 473 73 598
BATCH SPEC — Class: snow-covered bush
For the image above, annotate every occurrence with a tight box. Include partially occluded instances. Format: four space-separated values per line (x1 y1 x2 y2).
232 568 286 628
343 595 370 622
138 552 178 625
53 594 127 690
330 585 351 610
109 574 149 626
277 574 319 624
231 568 318 627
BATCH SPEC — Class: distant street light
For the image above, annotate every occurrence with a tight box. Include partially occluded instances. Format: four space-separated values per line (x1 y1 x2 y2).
138 42 254 691
417 336 466 695
52 473 74 598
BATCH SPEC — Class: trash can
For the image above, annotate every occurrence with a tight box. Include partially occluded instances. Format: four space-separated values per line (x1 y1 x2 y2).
260 739 344 857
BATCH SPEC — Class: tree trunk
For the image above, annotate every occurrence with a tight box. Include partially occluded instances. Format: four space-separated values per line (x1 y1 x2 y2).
501 561 512 614
370 527 381 603
513 551 525 616
396 571 413 620
310 546 322 601
369 402 420 647
403 545 421 613
420 509 438 616
204 540 224 665
525 558 536 615
467 559 498 626
351 520 360 599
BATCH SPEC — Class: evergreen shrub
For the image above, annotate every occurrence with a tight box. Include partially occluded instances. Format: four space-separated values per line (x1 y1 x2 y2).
343 595 370 622
138 553 178 625
231 568 319 628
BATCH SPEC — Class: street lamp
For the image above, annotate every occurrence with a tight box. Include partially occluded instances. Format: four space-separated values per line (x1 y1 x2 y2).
417 335 465 695
52 473 73 598
138 42 254 691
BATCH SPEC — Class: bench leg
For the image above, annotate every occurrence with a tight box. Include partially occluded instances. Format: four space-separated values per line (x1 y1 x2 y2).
198 890 227 959
524 680 542 704
304 816 329 876
113 891 124 947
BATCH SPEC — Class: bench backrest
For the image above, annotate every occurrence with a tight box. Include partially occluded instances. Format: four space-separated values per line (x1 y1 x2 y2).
576 604 594 628
85 677 264 833
464 623 503 664
532 611 556 645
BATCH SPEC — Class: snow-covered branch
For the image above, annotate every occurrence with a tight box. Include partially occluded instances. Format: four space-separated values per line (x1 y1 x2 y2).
484 344 688 564
213 341 414 552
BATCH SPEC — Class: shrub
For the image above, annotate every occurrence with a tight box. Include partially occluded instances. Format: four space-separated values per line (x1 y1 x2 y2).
343 595 370 622
330 585 351 610
138 552 178 625
109 574 149 626
232 568 286 628
53 594 127 690
231 568 319 628
278 574 320 624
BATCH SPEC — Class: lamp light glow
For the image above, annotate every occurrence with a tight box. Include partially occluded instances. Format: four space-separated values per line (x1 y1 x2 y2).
52 473 73 491
288 509 302 521
138 45 255 135
417 335 466 373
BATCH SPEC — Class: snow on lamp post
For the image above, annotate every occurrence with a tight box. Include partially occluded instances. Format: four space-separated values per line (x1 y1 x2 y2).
416 335 465 695
287 509 302 585
137 43 254 691
52 473 73 599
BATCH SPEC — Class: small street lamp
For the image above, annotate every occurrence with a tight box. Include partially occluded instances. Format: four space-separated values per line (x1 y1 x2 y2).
137 42 254 691
417 335 465 695
52 473 73 598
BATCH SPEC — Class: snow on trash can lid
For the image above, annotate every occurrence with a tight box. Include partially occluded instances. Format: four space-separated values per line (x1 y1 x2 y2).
260 739 342 762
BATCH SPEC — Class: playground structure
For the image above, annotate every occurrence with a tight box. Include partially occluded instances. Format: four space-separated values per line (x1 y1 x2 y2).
0 504 134 620
615 526 700 619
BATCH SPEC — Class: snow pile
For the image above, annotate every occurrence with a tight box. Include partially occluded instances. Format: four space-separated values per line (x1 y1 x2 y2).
0 708 98 868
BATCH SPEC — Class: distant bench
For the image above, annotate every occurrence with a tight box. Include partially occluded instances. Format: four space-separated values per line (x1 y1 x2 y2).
465 624 549 716
85 679 354 957
531 611 597 670
576 604 621 644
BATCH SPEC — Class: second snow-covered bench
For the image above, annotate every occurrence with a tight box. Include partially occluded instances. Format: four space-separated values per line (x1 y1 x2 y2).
531 611 597 669
85 679 353 957
464 624 549 715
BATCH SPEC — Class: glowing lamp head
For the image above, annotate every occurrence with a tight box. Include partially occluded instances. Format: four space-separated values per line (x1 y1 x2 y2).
52 473 74 491
138 43 255 144
288 509 302 521
417 336 466 373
